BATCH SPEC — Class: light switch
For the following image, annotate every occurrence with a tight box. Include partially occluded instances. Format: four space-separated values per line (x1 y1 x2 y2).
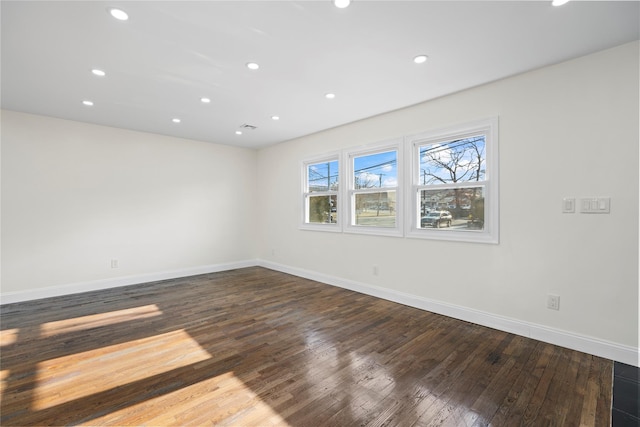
562 198 575 213
580 197 610 214
597 197 610 213
599 199 606 209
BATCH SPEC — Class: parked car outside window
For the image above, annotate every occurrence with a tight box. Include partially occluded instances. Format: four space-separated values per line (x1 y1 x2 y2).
421 210 452 228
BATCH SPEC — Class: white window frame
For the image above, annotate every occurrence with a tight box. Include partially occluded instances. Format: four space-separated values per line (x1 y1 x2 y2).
405 117 499 244
344 139 403 237
300 153 342 232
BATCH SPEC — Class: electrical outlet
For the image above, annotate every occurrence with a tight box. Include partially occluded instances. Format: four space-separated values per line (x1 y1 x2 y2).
547 294 560 310
372 265 379 276
111 259 119 269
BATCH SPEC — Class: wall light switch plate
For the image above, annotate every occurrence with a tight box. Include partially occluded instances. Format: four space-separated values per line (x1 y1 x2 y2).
597 197 610 213
562 198 575 213
580 197 610 214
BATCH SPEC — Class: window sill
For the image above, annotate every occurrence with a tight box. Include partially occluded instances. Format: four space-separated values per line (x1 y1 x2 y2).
299 223 342 233
406 227 499 244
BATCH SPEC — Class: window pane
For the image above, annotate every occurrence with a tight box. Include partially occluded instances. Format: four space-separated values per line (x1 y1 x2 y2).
355 191 396 227
308 195 337 224
353 151 397 189
308 160 339 192
419 187 485 230
419 136 485 185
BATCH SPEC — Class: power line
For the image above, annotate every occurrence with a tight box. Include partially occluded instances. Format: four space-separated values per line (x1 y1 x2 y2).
420 136 485 156
355 159 397 174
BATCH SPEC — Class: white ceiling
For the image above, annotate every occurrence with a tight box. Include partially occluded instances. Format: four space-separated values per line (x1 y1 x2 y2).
2 1 638 149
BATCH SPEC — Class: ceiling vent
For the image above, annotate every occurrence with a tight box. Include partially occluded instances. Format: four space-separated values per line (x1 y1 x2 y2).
239 124 257 130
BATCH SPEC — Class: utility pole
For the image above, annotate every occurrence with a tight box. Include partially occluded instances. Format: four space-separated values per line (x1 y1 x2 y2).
327 162 331 190
377 173 385 216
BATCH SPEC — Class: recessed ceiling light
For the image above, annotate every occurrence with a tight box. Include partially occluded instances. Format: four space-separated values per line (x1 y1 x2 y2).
108 8 129 21
325 93 336 99
271 116 280 121
200 97 211 103
413 55 428 64
334 0 351 8
172 118 181 123
551 0 570 5
91 69 106 77
246 62 260 70
235 130 243 135
82 100 94 106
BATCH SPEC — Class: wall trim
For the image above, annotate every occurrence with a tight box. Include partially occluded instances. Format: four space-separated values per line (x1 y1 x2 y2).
258 259 639 367
0 259 257 305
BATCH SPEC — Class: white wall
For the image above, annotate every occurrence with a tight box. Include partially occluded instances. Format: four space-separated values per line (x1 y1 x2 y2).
1 111 258 297
257 42 639 363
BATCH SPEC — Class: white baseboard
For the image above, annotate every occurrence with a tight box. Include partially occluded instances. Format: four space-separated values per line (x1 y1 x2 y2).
0 259 257 305
258 259 639 367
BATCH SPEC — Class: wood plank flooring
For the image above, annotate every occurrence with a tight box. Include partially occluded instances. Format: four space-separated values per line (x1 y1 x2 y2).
1 267 613 426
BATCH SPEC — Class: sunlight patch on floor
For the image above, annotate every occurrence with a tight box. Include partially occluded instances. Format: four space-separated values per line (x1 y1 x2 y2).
0 328 20 346
33 328 210 411
1 328 22 396
0 369 10 395
39 304 163 337
86 371 292 426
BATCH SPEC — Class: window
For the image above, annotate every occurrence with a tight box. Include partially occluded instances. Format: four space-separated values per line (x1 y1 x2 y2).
407 118 499 243
302 156 340 230
346 140 403 236
300 119 498 242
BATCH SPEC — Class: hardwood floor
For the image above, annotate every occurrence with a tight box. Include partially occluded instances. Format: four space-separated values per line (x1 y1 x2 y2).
1 267 613 426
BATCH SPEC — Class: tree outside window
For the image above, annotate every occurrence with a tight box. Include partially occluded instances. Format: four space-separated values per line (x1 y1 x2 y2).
408 117 499 243
419 136 486 228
